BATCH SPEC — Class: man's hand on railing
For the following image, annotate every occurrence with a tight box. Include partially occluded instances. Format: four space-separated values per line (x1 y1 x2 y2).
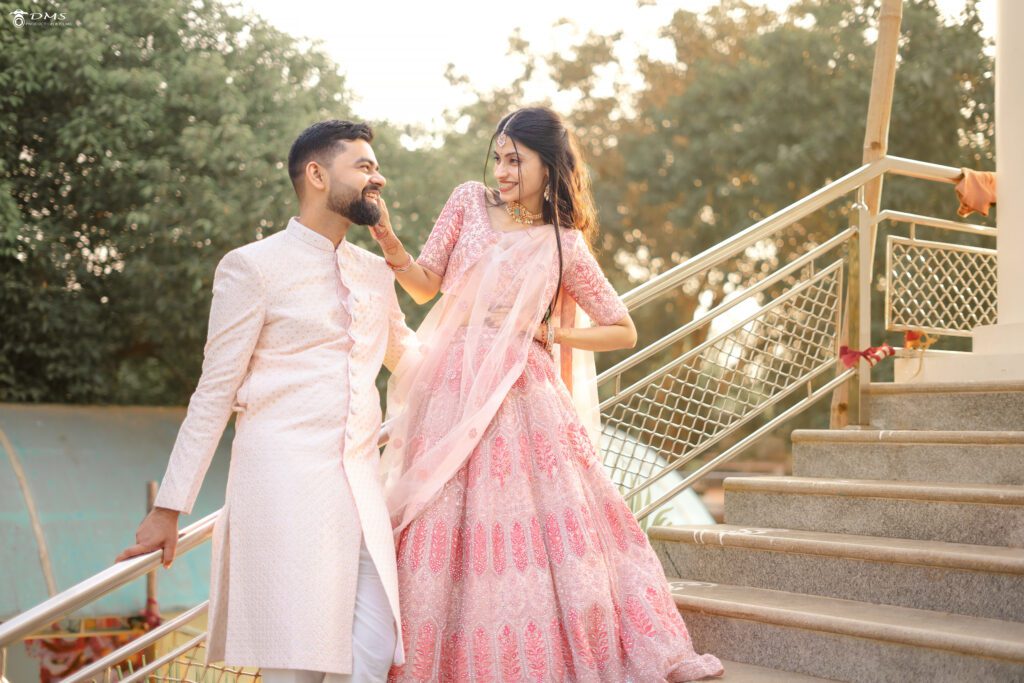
115 507 181 569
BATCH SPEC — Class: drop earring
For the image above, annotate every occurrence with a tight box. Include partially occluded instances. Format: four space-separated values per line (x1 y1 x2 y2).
544 184 551 202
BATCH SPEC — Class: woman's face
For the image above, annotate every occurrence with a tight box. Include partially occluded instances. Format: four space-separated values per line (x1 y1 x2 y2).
493 137 547 207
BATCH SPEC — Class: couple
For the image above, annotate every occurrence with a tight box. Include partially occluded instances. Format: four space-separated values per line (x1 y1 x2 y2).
119 108 723 682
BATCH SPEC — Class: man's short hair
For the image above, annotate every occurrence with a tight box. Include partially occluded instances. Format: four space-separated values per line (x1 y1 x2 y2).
288 120 374 193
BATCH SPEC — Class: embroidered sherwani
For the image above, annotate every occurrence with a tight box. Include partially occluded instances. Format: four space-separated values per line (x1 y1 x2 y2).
154 219 416 674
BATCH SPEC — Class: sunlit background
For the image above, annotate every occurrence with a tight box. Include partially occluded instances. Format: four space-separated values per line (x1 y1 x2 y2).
236 0 994 132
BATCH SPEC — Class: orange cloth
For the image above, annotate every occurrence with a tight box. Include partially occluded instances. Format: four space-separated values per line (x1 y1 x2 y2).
955 168 997 217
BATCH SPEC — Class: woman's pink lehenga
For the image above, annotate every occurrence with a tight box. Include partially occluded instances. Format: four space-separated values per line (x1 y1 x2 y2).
382 182 723 682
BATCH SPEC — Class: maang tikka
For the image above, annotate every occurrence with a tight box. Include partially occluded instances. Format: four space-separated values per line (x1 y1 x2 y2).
496 111 518 149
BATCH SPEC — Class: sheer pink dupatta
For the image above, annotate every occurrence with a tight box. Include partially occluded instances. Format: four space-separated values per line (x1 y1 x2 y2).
551 294 602 448
381 229 560 535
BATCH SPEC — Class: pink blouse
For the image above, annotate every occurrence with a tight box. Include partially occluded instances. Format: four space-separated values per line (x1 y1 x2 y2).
417 181 629 326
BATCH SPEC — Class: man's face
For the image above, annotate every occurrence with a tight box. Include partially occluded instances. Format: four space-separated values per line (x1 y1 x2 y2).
324 139 387 225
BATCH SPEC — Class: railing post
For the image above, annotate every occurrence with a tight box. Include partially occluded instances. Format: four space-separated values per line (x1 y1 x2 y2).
857 194 874 425
842 190 872 427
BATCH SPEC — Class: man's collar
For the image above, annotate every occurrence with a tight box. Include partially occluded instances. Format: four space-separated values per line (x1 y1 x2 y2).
286 217 347 253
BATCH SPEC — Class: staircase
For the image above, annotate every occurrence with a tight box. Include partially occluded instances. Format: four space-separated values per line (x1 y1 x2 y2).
652 381 1024 682
1 154 1009 682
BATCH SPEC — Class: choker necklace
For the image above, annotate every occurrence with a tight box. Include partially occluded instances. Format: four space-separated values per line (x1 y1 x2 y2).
505 201 542 225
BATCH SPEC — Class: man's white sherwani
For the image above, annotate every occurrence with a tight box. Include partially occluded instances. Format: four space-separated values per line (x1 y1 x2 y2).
154 219 415 674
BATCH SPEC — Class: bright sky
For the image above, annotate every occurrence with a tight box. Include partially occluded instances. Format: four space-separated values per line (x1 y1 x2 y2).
234 0 995 129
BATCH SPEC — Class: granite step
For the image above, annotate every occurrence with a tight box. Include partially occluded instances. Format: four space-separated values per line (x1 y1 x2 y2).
670 580 1024 682
723 476 1024 547
791 429 1024 485
651 525 1024 621
866 381 1024 432
716 658 833 682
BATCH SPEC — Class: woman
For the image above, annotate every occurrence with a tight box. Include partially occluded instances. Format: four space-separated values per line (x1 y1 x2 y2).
370 107 723 682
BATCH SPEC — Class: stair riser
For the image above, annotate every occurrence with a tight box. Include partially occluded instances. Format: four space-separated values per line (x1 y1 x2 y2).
792 442 1024 485
679 611 1024 683
724 490 1024 548
655 541 1024 622
868 391 1024 431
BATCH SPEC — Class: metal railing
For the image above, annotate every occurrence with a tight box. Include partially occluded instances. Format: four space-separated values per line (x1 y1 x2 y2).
0 154 992 681
881 211 997 337
596 155 987 521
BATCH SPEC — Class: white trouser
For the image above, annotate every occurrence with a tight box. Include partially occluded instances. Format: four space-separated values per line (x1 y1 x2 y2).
261 540 396 683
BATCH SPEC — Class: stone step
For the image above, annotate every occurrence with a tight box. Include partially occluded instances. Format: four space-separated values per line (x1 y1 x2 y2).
669 580 1024 682
723 476 1024 548
651 525 1024 621
866 380 1024 431
791 428 1024 485
716 658 832 682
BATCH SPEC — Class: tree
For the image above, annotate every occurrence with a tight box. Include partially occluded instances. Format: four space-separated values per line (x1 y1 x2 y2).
1 0 994 405
539 0 993 360
0 0 354 403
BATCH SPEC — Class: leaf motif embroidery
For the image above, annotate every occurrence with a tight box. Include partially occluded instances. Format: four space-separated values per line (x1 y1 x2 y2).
568 608 596 670
545 513 565 566
410 520 428 573
524 621 547 682
492 521 507 576
532 431 556 477
499 624 523 682
564 508 587 557
449 525 465 583
510 521 529 572
530 517 548 569
490 435 511 486
624 509 648 546
412 621 437 682
429 519 448 574
472 626 494 683
625 595 657 638
473 522 488 576
646 585 681 635
549 617 571 680
604 501 628 551
441 629 470 682
586 604 610 671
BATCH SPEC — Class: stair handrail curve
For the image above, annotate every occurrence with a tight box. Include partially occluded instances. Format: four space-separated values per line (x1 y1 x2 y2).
616 155 963 315
0 154 982 679
597 154 977 523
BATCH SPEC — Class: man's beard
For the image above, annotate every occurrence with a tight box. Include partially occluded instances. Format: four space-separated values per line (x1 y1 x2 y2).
327 183 382 226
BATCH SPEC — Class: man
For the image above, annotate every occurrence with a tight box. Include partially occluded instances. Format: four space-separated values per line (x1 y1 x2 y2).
117 120 416 682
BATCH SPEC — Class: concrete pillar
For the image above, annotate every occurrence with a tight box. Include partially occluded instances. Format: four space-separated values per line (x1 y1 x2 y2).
971 0 1024 354
894 0 1024 383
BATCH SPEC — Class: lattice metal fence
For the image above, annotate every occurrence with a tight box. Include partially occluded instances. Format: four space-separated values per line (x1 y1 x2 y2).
68 633 261 682
599 260 843 498
886 236 997 337
107 641 259 682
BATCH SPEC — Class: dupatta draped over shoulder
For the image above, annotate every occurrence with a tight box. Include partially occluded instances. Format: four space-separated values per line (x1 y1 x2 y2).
381 182 623 535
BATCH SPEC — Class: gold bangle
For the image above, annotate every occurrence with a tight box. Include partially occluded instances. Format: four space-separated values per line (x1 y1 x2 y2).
386 254 413 272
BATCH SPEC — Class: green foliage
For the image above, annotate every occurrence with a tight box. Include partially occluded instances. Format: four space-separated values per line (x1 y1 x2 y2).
0 0 994 406
538 0 993 366
1 0 352 403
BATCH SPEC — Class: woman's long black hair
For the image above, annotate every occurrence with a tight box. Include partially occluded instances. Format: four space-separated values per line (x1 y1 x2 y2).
484 107 598 323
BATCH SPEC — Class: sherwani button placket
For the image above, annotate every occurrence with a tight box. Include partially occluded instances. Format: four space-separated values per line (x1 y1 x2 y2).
332 246 355 461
